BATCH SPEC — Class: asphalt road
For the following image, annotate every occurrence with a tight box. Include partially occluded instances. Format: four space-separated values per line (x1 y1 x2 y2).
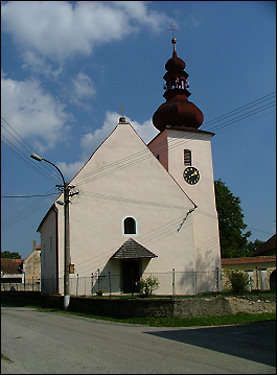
1 305 276 374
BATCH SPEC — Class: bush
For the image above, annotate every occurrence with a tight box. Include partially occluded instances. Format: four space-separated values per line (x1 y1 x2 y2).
136 276 160 298
223 269 249 294
96 289 104 296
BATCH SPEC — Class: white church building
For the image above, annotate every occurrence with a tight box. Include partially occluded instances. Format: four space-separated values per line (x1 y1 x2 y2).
37 38 222 296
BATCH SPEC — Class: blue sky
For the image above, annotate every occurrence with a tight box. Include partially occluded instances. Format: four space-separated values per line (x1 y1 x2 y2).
1 1 276 259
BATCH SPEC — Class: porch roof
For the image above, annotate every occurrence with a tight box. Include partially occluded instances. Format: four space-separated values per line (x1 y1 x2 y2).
110 238 158 260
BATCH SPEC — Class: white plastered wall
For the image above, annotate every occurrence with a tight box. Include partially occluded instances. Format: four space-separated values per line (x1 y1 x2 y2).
149 128 222 293
54 122 197 295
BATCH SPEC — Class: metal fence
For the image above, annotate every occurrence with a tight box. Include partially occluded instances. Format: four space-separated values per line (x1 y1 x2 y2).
1 278 41 292
1 269 272 295
1 269 222 296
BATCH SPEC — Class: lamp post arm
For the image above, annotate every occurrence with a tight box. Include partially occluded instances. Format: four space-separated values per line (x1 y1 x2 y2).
42 159 65 186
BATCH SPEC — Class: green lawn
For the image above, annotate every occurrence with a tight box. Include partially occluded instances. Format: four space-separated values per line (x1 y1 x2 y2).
34 307 276 327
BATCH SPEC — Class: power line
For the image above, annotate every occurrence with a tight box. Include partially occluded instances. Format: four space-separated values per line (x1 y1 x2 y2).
1 193 59 198
202 92 276 127
1 137 58 185
2 188 58 229
1 116 62 184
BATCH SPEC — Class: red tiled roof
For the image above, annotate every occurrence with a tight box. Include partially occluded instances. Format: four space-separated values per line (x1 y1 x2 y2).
254 234 276 255
1 258 24 274
221 255 276 265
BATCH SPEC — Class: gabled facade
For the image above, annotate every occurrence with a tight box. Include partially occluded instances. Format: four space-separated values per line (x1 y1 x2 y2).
23 240 41 284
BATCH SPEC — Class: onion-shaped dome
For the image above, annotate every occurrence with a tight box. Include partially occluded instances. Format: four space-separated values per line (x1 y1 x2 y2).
153 95 204 132
165 39 186 72
152 38 204 132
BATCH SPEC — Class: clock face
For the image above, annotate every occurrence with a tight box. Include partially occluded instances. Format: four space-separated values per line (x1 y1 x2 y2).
184 166 200 185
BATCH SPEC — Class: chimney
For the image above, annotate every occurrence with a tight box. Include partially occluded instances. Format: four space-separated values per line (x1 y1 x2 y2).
33 240 36 251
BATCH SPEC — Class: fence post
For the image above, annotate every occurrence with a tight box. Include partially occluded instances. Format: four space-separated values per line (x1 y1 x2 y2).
91 273 94 295
216 267 219 292
76 274 79 297
97 268 100 293
172 268 175 297
109 272 111 298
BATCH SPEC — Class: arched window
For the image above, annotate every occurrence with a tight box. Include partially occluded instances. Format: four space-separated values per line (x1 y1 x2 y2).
124 217 136 235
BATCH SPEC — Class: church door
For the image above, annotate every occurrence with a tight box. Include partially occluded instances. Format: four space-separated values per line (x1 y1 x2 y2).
122 260 141 293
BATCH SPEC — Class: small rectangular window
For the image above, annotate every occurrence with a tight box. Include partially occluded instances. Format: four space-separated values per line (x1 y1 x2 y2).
184 149 191 166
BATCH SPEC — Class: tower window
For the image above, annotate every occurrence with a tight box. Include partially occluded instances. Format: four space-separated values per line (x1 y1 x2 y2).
184 149 192 166
124 217 136 235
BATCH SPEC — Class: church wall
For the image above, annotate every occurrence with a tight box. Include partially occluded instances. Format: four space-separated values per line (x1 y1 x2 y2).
166 129 222 293
40 209 58 294
147 130 168 171
55 123 198 295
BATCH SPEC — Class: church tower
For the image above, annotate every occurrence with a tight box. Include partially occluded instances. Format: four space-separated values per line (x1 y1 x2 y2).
148 37 222 291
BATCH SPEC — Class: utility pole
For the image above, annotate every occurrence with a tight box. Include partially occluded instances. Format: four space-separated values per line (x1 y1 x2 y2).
30 153 72 310
63 182 70 309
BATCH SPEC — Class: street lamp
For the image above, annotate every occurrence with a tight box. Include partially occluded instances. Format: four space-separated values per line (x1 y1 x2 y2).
30 153 70 310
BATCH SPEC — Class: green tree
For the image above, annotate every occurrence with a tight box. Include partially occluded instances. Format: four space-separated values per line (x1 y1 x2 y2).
1 250 22 259
246 239 265 256
214 179 251 258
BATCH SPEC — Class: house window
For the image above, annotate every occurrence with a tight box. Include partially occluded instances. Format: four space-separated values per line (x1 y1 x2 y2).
184 149 191 166
124 217 136 235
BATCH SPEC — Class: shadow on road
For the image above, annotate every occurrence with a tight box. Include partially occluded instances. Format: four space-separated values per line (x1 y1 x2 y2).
145 321 276 367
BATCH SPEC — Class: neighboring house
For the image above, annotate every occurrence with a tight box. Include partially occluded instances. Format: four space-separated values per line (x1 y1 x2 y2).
254 234 276 256
23 240 41 286
1 258 24 284
37 38 222 296
221 234 276 291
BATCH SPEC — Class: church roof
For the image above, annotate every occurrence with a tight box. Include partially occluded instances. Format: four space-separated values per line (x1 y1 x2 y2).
110 238 158 260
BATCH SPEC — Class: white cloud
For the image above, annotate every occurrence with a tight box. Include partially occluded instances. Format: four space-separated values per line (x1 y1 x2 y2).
190 14 200 27
56 160 85 180
22 51 63 79
69 72 96 108
57 110 159 179
1 73 70 152
114 1 170 32
1 1 171 61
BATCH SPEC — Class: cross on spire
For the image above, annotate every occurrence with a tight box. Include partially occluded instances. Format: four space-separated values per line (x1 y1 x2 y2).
169 23 176 39
169 23 177 53
120 104 124 116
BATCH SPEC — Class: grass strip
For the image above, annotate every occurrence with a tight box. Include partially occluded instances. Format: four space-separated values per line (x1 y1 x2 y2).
35 307 275 327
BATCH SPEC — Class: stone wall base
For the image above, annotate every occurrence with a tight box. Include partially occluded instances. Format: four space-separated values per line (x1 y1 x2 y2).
1 292 275 318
